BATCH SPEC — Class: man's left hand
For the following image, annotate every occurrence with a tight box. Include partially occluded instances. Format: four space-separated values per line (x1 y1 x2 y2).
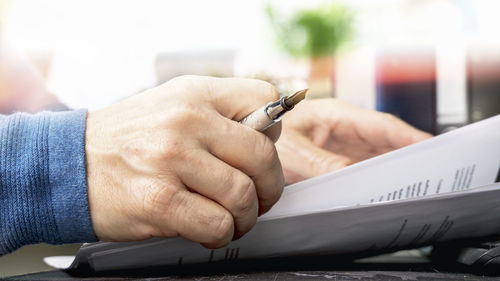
277 99 432 184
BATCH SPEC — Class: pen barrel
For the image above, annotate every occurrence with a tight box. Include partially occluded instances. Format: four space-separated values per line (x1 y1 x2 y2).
240 104 275 131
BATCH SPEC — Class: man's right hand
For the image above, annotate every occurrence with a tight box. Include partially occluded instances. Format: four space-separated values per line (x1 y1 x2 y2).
85 76 284 249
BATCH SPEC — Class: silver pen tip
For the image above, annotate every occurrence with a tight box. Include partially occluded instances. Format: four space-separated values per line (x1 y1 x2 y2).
284 88 308 108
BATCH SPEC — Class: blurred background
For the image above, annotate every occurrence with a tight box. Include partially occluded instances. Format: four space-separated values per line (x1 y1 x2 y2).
1 0 500 277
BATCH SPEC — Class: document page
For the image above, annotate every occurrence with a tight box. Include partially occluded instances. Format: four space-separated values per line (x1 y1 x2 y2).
71 115 500 271
265 115 500 218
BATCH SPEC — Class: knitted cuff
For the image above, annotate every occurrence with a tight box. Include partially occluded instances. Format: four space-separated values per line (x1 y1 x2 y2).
0 110 96 255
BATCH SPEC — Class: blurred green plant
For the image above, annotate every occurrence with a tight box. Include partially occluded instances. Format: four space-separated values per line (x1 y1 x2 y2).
266 3 353 58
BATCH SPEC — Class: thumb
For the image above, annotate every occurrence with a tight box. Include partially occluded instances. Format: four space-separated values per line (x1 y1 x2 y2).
277 132 352 180
206 76 282 142
206 76 280 121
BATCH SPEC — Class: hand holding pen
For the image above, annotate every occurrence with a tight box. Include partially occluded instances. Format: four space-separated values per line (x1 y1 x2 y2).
86 76 304 248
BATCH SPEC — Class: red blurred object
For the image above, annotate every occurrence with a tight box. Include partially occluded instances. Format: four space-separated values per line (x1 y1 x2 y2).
376 53 436 84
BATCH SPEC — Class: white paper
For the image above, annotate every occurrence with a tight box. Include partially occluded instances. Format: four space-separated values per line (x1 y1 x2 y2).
265 114 500 218
43 256 75 269
70 115 500 271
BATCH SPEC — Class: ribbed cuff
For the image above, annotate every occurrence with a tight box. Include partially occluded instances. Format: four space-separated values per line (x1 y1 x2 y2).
48 109 97 243
0 110 96 255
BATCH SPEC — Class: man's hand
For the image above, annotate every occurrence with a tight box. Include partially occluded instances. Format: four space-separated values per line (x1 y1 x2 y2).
277 99 432 184
85 76 284 248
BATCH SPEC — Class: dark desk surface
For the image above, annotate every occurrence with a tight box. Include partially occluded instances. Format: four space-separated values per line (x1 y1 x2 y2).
6 251 500 281
8 270 500 281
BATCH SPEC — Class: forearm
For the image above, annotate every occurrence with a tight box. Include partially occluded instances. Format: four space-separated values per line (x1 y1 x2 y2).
0 110 96 255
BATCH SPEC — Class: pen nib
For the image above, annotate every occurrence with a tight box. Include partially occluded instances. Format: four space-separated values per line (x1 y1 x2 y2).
284 88 308 109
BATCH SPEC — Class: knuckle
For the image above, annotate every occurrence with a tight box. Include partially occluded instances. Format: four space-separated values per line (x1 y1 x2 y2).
158 103 203 160
311 153 346 174
320 154 336 168
144 185 179 220
256 135 279 167
310 153 331 172
237 215 257 237
231 175 257 216
270 172 285 202
209 211 234 243
163 101 200 126
260 180 284 213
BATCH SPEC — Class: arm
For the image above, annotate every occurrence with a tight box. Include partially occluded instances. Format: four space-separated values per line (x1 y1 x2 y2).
1 76 284 255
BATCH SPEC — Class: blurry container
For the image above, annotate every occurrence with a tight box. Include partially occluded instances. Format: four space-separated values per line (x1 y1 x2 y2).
467 47 500 123
307 57 335 99
376 50 437 134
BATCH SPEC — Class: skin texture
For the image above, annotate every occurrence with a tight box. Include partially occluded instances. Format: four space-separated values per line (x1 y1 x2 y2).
85 75 284 249
277 99 432 184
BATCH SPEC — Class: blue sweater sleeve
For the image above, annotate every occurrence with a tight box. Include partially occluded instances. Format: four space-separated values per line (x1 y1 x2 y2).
0 109 97 255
